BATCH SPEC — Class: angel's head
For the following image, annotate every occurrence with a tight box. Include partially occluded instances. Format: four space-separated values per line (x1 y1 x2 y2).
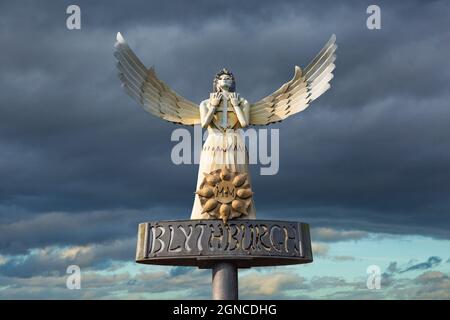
213 68 236 93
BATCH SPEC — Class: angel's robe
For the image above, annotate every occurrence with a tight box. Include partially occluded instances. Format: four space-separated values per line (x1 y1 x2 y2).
190 93 257 220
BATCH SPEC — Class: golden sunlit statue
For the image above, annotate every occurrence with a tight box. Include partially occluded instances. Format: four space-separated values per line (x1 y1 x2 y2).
114 32 337 223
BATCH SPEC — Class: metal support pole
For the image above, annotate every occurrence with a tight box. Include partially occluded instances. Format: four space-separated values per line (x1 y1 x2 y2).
211 262 238 300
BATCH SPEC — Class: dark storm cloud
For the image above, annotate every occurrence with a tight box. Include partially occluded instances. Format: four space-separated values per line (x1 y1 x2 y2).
0 209 179 254
0 237 135 278
0 0 450 262
382 256 443 281
400 256 442 273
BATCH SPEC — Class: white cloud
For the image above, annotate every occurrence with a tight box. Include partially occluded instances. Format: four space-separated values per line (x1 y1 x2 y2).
240 272 306 297
311 242 329 256
311 228 369 242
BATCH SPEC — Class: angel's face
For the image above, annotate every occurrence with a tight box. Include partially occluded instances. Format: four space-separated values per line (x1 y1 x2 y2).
217 74 234 92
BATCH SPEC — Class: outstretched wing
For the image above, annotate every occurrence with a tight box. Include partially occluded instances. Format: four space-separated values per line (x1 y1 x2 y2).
114 32 200 125
250 34 337 125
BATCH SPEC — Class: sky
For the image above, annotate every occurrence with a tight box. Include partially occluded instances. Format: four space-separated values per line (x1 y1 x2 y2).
0 0 449 299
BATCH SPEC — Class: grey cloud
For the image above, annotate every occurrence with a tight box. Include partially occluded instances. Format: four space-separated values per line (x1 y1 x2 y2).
332 256 355 262
386 262 398 274
395 271 450 300
168 266 194 277
0 210 143 254
0 238 135 278
0 262 448 299
239 271 307 298
383 256 443 279
311 228 369 242
314 271 450 300
400 256 442 273
0 267 209 299
309 276 350 289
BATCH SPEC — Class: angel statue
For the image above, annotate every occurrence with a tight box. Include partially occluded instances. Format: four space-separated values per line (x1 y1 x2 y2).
114 32 337 223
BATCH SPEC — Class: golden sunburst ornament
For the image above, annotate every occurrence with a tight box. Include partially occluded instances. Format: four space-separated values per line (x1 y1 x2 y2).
196 167 253 223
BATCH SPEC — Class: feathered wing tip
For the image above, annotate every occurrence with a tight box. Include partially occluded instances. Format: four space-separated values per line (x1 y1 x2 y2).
116 32 124 44
249 34 337 126
113 32 201 126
